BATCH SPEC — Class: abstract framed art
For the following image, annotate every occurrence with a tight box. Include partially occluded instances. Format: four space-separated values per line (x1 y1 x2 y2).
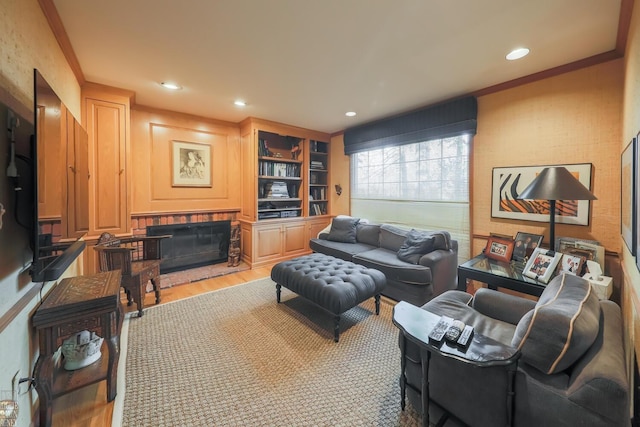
621 137 636 255
491 163 593 225
171 141 212 187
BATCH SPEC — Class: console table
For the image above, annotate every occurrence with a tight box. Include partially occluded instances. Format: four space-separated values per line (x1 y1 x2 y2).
458 254 546 297
392 301 520 427
32 270 123 427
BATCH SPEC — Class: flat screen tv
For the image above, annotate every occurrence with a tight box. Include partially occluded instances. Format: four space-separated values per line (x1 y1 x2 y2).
30 69 87 282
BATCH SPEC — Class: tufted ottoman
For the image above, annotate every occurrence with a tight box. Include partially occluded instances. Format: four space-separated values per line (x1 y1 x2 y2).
271 253 386 342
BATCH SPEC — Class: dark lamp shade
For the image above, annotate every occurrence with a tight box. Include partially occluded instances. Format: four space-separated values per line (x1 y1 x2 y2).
517 167 597 201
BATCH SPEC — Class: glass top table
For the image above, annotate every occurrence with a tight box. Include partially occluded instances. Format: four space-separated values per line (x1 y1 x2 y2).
457 254 545 297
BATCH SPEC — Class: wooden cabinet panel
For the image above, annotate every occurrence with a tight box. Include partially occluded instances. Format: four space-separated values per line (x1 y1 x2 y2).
65 111 90 238
283 222 307 254
307 218 331 241
256 225 285 260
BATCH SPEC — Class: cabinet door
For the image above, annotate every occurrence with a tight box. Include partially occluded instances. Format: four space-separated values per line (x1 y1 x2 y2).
282 222 307 255
255 224 284 260
66 115 90 237
85 98 128 235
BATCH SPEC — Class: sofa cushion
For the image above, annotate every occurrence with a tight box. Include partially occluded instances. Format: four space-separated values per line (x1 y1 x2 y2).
356 223 381 246
327 216 360 243
309 238 375 261
397 229 436 264
379 224 410 251
353 248 432 285
511 273 600 374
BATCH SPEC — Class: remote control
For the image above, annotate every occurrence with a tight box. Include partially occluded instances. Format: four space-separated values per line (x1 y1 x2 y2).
445 320 465 343
428 316 453 343
456 325 474 347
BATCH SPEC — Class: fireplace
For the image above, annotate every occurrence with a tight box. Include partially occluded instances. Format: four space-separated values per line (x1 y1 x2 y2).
147 220 231 273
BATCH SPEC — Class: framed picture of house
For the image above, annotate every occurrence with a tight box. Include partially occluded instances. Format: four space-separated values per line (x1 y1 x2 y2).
512 232 543 262
171 141 212 187
621 137 636 255
522 247 562 284
491 163 593 225
484 236 514 262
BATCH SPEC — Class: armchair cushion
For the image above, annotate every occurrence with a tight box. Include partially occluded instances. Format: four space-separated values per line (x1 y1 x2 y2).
327 216 360 243
512 273 600 374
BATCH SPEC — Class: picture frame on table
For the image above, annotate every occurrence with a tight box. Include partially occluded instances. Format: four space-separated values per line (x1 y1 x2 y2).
523 247 562 284
484 236 514 262
512 232 544 262
621 137 636 255
558 253 586 276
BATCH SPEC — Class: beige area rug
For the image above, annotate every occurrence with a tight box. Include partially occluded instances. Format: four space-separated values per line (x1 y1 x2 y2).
112 277 422 426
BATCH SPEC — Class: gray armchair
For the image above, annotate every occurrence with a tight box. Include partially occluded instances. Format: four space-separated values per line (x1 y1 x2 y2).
399 273 629 426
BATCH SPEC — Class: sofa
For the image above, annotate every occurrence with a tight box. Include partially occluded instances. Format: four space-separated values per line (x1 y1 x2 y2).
309 216 458 306
399 273 629 426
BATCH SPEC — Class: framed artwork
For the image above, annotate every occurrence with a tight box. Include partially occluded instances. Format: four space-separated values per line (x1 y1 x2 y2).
171 141 212 187
491 163 593 225
512 232 543 262
484 236 514 262
555 236 605 272
621 137 636 255
523 247 562 284
637 131 640 272
558 253 586 276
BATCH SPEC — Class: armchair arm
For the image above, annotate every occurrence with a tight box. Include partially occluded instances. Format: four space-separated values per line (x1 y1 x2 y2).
472 288 536 325
418 248 458 296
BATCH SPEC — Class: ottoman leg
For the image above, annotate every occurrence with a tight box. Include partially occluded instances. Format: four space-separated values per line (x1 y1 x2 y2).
334 315 341 342
375 294 381 315
276 283 282 303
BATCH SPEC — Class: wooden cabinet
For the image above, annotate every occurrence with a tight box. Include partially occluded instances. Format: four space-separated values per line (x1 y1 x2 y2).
239 118 331 267
82 84 134 237
63 109 90 238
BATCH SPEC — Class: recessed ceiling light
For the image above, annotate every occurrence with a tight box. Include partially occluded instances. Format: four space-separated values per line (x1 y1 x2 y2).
506 48 530 61
345 111 356 117
160 82 182 90
234 100 247 107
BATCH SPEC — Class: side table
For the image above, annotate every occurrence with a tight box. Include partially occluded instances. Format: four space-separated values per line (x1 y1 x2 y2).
458 254 545 297
392 301 520 427
32 270 123 427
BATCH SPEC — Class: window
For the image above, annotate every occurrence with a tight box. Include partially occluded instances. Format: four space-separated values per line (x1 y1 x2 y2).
350 135 471 261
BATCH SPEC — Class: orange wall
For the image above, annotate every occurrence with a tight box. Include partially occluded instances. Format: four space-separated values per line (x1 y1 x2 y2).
130 106 242 214
473 59 624 255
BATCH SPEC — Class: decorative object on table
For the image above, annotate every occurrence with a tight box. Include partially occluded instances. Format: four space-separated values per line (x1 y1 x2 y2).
621 137 636 255
0 389 19 427
555 237 605 272
483 236 514 262
582 260 613 300
492 163 594 229
171 140 212 187
512 232 543 261
522 247 562 283
558 253 586 275
61 330 104 370
516 166 597 251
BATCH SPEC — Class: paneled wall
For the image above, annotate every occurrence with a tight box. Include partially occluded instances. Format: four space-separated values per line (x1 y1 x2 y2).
130 106 241 215
473 59 624 254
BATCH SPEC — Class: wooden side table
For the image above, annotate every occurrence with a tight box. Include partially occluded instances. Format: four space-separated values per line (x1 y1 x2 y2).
32 270 123 427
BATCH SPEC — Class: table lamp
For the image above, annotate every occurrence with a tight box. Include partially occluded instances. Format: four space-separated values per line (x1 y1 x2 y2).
517 167 597 251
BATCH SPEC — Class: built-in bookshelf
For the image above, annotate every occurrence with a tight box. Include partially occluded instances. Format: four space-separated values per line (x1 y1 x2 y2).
257 131 304 220
309 140 329 216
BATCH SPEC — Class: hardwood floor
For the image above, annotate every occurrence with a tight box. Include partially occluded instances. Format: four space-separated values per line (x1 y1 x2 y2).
50 264 275 427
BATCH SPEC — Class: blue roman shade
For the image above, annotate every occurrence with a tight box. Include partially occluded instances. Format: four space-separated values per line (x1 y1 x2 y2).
343 96 478 155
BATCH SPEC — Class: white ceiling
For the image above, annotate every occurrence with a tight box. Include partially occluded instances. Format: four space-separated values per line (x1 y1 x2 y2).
52 0 622 134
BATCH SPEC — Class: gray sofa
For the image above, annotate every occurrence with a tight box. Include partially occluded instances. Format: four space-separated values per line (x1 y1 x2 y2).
400 273 629 426
309 217 458 306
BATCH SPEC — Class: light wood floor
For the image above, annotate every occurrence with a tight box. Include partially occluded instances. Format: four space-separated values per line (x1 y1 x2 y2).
49 264 275 427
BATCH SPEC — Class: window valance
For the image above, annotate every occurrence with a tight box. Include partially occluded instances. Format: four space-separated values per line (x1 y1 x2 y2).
343 96 477 155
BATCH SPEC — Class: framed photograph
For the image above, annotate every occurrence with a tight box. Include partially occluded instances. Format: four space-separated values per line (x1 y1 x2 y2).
491 163 593 225
523 247 562 283
484 236 514 262
172 141 212 187
555 236 605 272
621 137 636 255
512 232 544 261
558 253 586 276
637 131 640 272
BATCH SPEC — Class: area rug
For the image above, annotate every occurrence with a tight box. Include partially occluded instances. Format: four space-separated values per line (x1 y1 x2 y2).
112 277 422 426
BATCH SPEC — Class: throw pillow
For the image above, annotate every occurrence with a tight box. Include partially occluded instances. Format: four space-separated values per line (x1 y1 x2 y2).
327 216 360 243
397 229 436 264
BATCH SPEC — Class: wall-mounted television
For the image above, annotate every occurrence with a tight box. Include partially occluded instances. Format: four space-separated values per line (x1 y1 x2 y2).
30 69 87 282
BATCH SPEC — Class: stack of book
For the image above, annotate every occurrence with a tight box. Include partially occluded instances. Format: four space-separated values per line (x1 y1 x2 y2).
310 160 324 169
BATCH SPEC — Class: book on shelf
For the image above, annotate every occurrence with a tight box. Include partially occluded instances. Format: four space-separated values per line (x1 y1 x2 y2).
310 160 325 169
